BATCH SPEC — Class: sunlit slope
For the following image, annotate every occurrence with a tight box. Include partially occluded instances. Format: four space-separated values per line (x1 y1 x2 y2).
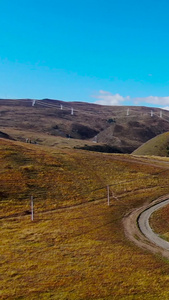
2 138 169 299
133 131 169 156
1 137 168 218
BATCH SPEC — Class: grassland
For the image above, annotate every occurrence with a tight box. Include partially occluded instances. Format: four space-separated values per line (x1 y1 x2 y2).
133 131 169 157
1 138 169 299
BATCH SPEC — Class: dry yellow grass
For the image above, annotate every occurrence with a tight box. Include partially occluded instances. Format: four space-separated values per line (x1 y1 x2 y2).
1 138 169 299
133 131 169 157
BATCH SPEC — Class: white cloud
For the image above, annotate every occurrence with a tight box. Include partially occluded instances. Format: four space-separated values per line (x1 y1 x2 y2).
92 91 169 108
135 96 169 106
161 106 169 111
93 90 130 106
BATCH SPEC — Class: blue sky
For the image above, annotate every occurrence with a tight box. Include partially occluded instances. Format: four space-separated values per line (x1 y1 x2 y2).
1 0 169 108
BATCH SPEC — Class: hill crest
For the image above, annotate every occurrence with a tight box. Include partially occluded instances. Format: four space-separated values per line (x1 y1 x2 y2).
1 98 169 153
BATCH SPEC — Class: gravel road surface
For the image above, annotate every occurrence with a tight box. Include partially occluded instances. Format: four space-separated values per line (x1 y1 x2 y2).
138 199 169 251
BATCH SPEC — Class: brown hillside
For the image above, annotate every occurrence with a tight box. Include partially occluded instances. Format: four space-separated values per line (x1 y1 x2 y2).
1 98 169 153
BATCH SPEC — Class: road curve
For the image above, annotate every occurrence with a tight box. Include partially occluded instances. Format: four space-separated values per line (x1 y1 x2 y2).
138 199 169 251
123 194 169 259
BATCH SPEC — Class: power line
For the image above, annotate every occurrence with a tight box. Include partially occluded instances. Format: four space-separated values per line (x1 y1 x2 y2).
34 100 169 123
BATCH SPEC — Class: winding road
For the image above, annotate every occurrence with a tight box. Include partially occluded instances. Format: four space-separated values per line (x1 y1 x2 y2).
123 194 169 259
138 199 169 250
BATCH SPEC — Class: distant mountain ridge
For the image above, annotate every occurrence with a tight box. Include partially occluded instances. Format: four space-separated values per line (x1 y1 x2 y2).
1 98 169 153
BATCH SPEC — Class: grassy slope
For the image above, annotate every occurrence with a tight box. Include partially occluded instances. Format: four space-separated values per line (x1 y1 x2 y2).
133 131 169 156
1 138 169 299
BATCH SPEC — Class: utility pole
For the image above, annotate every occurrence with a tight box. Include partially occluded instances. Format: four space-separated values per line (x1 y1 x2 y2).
31 196 34 221
32 100 36 107
107 185 110 206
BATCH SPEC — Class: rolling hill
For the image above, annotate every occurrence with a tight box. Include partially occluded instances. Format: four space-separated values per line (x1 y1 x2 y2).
1 137 169 299
1 100 169 298
132 131 169 156
1 98 169 153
